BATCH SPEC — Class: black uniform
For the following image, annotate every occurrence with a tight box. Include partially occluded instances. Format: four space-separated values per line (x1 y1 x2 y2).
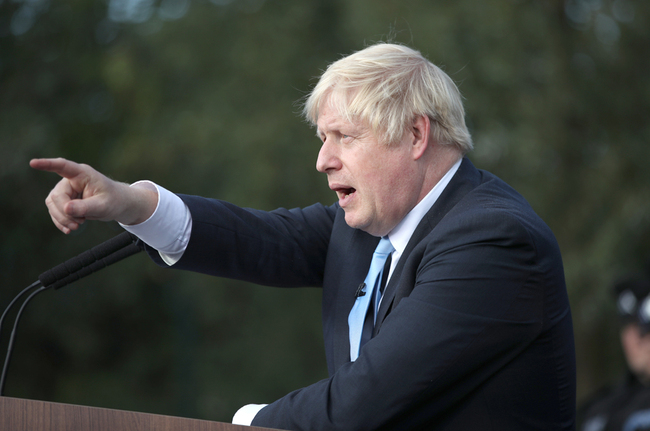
580 372 650 431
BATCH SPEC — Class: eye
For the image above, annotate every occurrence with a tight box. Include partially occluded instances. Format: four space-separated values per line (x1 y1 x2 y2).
341 134 353 143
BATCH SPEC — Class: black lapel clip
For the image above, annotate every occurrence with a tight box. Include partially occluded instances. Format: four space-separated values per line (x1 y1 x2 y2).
355 283 366 298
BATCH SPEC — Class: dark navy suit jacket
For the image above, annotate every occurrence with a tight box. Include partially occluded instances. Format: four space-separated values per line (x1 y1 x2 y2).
148 158 576 430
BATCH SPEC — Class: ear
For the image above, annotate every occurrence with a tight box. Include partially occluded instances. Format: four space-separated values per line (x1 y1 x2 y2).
410 115 431 161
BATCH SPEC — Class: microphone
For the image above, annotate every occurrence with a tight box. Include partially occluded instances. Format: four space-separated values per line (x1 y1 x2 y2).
0 231 145 395
39 231 143 290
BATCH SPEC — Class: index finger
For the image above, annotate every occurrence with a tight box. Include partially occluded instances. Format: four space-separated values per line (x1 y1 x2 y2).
30 158 85 179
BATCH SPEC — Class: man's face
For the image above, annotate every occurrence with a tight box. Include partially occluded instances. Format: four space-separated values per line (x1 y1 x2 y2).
315 104 423 237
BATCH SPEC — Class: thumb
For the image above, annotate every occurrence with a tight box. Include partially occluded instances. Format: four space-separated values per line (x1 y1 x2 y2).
65 190 123 222
64 195 108 219
64 198 91 219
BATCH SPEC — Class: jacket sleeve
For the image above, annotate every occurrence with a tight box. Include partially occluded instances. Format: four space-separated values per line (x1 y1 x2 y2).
146 194 337 288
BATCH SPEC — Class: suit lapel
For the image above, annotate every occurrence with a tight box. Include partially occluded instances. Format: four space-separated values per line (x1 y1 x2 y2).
373 158 482 333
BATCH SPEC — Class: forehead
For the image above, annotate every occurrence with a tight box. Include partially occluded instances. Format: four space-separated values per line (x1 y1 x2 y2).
316 104 363 135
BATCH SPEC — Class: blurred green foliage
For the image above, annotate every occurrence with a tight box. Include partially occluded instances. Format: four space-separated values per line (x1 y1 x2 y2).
1 0 649 423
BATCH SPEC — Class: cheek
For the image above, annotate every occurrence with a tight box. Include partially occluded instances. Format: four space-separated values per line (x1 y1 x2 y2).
640 337 650 355
379 165 415 199
368 174 412 219
353 149 413 208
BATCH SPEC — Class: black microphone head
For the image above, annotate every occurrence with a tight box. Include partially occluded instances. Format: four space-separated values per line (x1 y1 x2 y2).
38 232 142 290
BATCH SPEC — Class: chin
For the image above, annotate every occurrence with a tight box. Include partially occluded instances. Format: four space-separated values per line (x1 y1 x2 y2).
343 212 367 231
345 216 385 237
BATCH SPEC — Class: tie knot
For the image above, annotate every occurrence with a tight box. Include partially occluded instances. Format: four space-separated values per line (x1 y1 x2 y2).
374 237 394 256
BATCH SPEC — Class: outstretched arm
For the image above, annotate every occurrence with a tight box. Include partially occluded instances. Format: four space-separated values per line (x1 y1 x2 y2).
30 158 158 233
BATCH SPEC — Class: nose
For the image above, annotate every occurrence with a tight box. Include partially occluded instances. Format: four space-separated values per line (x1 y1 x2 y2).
316 140 342 173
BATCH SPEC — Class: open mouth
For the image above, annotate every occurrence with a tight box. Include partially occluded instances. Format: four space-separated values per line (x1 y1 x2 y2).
335 187 355 198
334 187 356 205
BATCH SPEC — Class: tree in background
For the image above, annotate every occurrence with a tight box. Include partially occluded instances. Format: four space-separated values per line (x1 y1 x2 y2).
1 0 648 422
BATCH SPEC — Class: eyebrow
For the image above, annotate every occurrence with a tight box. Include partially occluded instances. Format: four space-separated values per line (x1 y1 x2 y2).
317 122 357 136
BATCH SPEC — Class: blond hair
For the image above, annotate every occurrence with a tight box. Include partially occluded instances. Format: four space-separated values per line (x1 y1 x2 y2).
303 43 473 153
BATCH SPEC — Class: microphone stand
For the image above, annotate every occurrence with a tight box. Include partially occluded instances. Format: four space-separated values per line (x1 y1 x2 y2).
0 281 47 395
0 232 144 395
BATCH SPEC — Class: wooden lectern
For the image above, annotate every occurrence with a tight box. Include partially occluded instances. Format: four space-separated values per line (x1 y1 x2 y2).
0 396 282 431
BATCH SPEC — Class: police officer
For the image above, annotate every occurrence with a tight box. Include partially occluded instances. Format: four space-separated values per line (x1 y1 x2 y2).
580 272 650 431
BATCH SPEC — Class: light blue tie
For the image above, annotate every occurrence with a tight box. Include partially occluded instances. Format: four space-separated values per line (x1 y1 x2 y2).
348 237 394 361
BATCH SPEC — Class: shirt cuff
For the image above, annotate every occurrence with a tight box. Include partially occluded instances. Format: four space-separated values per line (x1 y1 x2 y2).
119 181 192 266
232 404 267 426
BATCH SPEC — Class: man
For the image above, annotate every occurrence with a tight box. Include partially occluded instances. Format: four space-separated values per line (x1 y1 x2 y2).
579 273 650 431
31 43 576 430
